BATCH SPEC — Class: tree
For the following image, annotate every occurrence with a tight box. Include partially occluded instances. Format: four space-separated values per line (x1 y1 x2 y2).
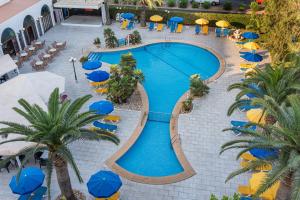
227 64 300 124
259 0 300 63
104 28 118 48
221 94 300 200
189 74 209 97
0 89 119 200
139 0 163 27
107 53 144 103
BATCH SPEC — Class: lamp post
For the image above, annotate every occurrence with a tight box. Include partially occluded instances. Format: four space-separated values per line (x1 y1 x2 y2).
69 57 78 82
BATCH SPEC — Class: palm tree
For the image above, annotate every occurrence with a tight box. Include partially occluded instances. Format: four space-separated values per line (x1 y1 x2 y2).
139 0 163 27
221 94 300 200
103 0 111 25
0 88 119 200
227 64 300 124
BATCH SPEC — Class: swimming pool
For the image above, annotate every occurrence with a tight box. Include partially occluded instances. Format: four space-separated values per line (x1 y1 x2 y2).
89 42 221 181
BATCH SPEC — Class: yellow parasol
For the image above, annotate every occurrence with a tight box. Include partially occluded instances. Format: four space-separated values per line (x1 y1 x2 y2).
216 20 230 28
96 191 120 200
243 42 260 51
195 18 209 25
246 109 266 125
150 15 163 22
249 172 280 200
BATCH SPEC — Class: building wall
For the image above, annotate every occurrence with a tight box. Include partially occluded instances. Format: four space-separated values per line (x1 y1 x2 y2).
0 0 10 7
0 0 54 55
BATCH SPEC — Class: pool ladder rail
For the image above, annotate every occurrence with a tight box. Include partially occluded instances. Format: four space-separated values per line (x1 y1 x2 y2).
171 134 181 146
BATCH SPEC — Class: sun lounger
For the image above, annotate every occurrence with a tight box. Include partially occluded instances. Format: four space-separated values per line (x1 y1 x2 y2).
127 21 134 30
149 22 154 31
241 153 256 161
157 23 164 31
176 24 183 33
94 88 108 94
89 80 108 87
93 121 117 132
223 28 231 37
19 186 47 200
104 115 121 123
240 63 257 69
231 120 256 135
121 20 128 29
238 185 254 196
215 28 221 37
240 160 272 171
239 104 259 111
240 197 252 200
170 23 176 33
195 25 200 34
202 25 209 35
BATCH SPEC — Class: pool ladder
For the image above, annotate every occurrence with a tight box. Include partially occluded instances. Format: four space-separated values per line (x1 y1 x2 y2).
171 134 181 146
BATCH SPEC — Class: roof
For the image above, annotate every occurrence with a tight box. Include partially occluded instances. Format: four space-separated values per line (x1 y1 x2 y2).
0 54 18 77
54 0 103 9
0 0 40 24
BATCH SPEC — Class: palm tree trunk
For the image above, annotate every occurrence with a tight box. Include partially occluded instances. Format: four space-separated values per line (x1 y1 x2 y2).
275 176 292 200
103 0 111 25
53 154 76 200
140 5 146 27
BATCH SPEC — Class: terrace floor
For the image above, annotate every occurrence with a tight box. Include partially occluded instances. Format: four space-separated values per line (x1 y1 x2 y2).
0 20 270 200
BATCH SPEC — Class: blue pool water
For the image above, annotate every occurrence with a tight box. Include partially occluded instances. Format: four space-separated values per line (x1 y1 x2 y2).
89 42 220 177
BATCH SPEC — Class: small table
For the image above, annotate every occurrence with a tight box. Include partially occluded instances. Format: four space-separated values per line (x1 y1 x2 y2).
49 48 57 53
29 47 35 51
43 54 51 59
36 61 43 66
20 53 28 57
35 41 42 45
56 42 63 46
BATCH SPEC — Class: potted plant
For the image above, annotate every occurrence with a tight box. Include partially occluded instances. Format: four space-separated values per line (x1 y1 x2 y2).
190 74 209 97
182 97 193 113
93 37 101 48
79 56 88 64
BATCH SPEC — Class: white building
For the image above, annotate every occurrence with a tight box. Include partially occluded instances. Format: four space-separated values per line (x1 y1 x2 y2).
0 0 55 56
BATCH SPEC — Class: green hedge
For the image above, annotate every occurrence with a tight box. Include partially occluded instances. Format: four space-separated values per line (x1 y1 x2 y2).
109 7 252 28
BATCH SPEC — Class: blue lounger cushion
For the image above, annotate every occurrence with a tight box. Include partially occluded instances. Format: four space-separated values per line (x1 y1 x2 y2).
149 22 154 31
93 121 117 132
195 25 200 34
19 186 47 200
231 120 256 135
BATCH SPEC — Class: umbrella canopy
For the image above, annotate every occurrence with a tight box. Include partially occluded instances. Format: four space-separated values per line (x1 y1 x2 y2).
246 108 266 125
86 70 110 82
242 32 259 39
9 167 45 195
87 170 122 198
243 42 260 51
241 52 263 62
121 13 135 20
82 61 102 70
89 100 114 115
195 18 209 25
250 148 278 159
150 15 163 22
216 20 230 28
169 16 184 23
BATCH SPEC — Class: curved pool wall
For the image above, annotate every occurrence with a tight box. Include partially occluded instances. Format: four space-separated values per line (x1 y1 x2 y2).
89 41 225 184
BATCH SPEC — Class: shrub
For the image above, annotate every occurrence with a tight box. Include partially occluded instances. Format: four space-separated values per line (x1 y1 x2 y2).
107 53 144 103
191 1 199 8
250 1 260 13
182 97 193 112
93 37 101 45
113 0 118 3
202 1 211 9
223 1 232 10
189 74 209 97
179 0 188 8
209 193 240 200
167 0 176 7
79 56 88 63
132 0 138 5
129 30 142 45
103 28 118 48
238 3 246 11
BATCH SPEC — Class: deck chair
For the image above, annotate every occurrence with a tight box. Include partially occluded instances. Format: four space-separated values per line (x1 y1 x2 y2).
238 185 254 196
94 88 108 94
104 115 121 123
240 160 272 171
202 25 209 35
195 25 200 34
157 23 164 31
241 153 256 161
89 80 108 87
149 22 154 31
230 120 256 135
176 24 183 33
93 121 117 132
223 28 231 37
127 21 134 30
240 63 257 69
170 23 176 33
215 28 221 37
121 20 128 29
19 186 47 200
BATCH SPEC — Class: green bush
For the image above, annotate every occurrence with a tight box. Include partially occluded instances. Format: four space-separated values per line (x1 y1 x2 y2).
103 28 118 48
182 97 193 112
223 1 232 10
250 1 259 13
109 6 252 28
190 74 209 97
210 193 240 200
79 56 88 63
107 53 144 103
179 0 188 8
191 1 199 8
238 3 246 11
113 0 118 3
167 0 176 7
129 30 142 45
93 37 101 45
202 1 211 9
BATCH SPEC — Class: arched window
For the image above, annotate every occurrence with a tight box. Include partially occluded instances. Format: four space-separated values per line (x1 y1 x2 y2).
1 28 19 56
41 5 53 32
23 15 38 45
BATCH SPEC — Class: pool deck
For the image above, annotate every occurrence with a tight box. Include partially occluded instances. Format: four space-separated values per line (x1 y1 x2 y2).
0 20 270 200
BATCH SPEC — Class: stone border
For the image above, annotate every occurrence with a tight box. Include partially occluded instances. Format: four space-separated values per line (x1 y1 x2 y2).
103 40 226 184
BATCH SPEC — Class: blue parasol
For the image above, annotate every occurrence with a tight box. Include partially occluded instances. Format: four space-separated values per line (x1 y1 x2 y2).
241 52 263 62
121 13 135 20
9 167 45 195
241 32 259 39
169 16 184 23
82 61 102 70
86 70 110 82
250 148 279 159
87 170 122 198
89 100 114 115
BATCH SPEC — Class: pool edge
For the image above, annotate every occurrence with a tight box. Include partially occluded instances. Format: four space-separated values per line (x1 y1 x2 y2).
103 40 226 185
